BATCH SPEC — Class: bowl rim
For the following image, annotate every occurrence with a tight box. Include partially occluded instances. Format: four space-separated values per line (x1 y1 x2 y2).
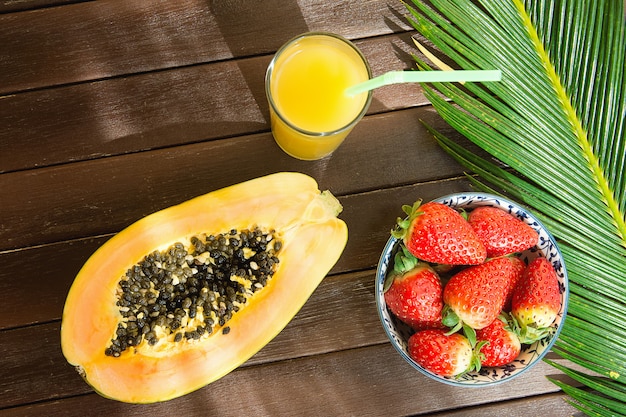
375 192 569 387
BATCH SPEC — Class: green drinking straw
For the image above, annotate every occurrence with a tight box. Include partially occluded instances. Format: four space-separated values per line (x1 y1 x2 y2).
345 69 502 96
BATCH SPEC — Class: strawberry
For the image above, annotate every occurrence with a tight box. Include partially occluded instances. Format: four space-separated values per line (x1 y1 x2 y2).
476 316 521 367
468 206 539 257
442 257 514 330
511 257 560 343
408 329 479 377
384 246 444 330
392 200 486 265
503 256 526 311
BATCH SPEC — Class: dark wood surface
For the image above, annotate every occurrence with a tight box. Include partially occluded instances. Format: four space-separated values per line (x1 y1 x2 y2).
0 1 579 415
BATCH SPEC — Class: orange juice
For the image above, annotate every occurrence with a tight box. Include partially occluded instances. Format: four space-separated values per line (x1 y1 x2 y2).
266 33 371 160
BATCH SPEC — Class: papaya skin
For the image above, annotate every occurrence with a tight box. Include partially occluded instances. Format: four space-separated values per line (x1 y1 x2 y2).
61 172 347 403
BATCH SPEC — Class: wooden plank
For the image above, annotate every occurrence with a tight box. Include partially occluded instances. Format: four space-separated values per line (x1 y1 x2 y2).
0 237 104 330
0 106 469 251
246 270 389 364
0 0 87 14
0 345 574 416
430 392 580 417
0 177 471 330
0 322 90 408
0 0 412 94
0 55 273 173
0 32 426 173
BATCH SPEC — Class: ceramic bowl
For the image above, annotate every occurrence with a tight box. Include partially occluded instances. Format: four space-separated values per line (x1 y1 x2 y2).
375 192 569 386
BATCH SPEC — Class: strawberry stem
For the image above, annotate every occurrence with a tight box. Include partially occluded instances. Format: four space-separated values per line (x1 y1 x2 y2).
391 200 424 240
518 325 555 344
471 340 488 372
443 307 479 349
462 323 477 347
504 312 555 344
393 245 419 273
384 245 426 293
442 306 463 334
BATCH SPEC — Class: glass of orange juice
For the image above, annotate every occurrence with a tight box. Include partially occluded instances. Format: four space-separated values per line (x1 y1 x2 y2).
265 32 372 160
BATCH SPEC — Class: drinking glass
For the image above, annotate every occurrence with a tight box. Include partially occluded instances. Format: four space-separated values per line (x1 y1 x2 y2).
265 32 372 160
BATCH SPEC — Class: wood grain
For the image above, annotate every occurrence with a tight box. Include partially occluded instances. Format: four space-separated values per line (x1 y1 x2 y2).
430 393 581 417
0 0 86 13
0 346 576 416
0 106 469 251
0 2 439 175
0 0 412 94
0 32 427 174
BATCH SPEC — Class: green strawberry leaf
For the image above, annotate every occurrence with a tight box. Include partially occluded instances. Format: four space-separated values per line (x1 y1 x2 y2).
462 322 477 347
402 204 416 216
518 325 556 345
393 245 419 274
474 340 489 366
506 312 556 344
442 306 463 334
464 344 485 376
391 200 424 240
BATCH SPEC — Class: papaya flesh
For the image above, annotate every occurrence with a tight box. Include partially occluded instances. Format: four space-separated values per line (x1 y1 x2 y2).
60 172 348 403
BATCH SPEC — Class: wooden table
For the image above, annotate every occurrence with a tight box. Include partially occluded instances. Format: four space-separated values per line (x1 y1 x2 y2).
1 1 581 415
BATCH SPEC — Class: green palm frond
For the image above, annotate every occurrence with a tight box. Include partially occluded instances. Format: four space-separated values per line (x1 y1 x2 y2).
403 0 626 414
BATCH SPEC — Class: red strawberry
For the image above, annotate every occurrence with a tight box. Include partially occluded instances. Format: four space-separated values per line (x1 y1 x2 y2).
511 257 560 342
476 317 521 367
408 329 479 377
384 247 444 330
503 256 526 311
468 206 539 257
392 200 486 265
443 257 514 330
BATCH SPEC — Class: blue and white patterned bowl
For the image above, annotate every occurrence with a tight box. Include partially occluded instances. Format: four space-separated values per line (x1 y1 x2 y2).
375 192 569 386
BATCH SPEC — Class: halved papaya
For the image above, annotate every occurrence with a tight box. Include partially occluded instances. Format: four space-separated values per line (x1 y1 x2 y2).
61 172 348 403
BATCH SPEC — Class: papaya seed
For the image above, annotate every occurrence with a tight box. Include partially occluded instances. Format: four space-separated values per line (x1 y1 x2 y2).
105 227 281 357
